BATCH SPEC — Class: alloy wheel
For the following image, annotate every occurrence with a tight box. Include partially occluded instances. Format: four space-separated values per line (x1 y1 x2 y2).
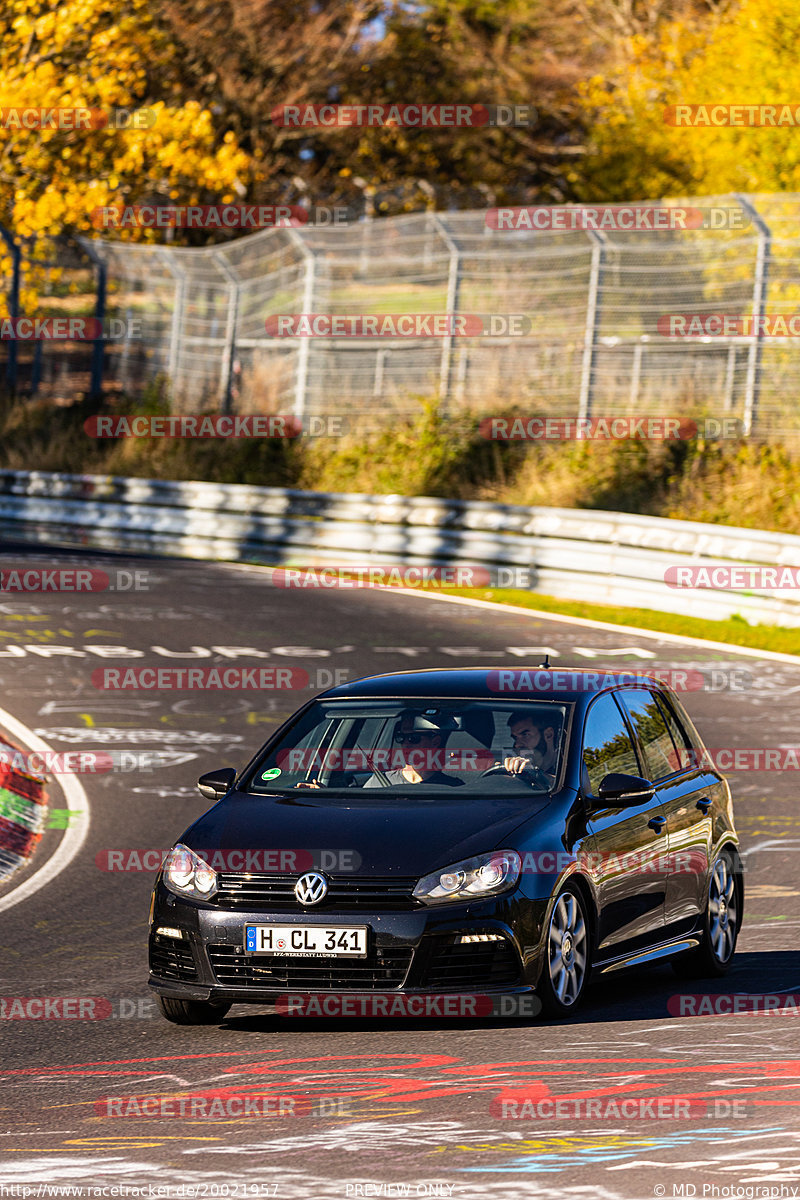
547 889 588 1007
708 853 739 964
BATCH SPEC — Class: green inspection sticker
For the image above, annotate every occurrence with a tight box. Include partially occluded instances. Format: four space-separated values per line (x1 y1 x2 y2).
261 767 282 780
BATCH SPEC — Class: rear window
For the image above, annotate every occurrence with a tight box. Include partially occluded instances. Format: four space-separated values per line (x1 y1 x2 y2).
656 692 702 771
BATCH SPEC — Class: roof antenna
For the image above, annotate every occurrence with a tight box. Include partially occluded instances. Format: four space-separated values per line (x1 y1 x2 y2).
539 653 551 669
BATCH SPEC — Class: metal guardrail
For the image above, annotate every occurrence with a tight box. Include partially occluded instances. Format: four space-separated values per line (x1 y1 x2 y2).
1 469 799 627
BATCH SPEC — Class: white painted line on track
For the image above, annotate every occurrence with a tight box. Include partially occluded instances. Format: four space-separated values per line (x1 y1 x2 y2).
0 706 90 914
740 838 800 866
1 561 785 912
369 587 800 666
223 560 800 666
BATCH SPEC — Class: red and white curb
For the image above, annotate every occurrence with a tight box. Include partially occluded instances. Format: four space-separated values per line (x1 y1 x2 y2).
0 708 89 913
0 735 48 880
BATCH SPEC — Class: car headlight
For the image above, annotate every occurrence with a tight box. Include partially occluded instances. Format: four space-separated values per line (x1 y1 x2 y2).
163 843 218 900
413 850 521 905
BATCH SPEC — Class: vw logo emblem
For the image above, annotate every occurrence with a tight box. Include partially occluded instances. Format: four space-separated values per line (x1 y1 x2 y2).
294 871 328 905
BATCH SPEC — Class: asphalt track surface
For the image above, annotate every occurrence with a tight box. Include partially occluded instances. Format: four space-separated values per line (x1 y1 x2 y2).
2 547 800 1200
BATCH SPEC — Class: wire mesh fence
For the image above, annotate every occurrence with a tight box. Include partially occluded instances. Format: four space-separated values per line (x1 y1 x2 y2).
0 235 103 401
3 193 800 436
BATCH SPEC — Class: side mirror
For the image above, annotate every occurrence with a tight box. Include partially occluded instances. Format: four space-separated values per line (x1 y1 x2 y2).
198 766 236 801
596 772 655 805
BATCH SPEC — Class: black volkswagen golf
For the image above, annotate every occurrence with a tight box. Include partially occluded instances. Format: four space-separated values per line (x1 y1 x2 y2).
148 668 743 1023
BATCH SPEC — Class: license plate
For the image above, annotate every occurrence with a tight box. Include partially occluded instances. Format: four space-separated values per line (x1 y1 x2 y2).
245 924 368 958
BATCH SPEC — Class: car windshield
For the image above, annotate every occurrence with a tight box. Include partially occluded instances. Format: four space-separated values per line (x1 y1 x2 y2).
244 698 570 796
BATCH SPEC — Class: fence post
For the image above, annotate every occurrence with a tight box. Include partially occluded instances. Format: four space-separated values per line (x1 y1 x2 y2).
80 238 107 401
455 347 469 406
287 228 315 421
433 215 461 409
629 338 644 408
30 342 42 396
723 342 737 411
578 229 605 422
0 225 21 394
373 348 388 397
212 251 239 414
735 194 771 436
159 249 187 404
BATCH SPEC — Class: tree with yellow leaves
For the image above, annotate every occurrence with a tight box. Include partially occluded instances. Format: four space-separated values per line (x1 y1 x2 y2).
579 0 800 199
0 0 251 251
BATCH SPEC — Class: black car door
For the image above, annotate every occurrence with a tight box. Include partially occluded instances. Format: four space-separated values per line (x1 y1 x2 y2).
617 687 713 936
581 691 670 958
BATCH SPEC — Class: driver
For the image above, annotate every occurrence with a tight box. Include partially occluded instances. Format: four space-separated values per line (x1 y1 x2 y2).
364 710 464 787
502 709 558 778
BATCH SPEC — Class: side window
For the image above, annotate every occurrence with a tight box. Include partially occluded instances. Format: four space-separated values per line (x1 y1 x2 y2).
582 693 641 794
619 689 681 781
654 693 698 771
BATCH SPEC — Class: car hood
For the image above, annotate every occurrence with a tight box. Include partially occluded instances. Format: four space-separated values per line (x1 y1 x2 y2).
180 789 552 876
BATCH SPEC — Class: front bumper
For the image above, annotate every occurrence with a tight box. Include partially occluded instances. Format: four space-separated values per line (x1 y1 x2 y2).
148 880 548 1004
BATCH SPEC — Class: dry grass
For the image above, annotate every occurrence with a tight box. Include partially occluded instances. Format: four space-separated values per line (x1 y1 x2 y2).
3 392 800 536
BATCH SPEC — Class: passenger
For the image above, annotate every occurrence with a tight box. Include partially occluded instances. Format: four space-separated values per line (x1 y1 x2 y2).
364 710 464 787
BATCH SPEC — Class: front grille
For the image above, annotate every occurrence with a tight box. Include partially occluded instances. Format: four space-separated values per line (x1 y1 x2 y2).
149 932 198 982
214 873 420 910
422 939 521 989
207 943 413 990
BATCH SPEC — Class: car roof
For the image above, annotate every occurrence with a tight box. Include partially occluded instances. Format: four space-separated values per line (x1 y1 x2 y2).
322 667 671 703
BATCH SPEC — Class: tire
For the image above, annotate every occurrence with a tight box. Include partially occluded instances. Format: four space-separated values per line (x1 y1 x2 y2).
155 995 232 1025
538 883 592 1017
672 848 742 979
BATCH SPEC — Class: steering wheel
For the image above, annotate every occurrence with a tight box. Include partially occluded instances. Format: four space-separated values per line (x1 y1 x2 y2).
481 761 551 789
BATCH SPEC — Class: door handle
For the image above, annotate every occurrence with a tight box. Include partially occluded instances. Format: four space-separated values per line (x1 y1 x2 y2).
696 796 712 813
648 815 667 833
